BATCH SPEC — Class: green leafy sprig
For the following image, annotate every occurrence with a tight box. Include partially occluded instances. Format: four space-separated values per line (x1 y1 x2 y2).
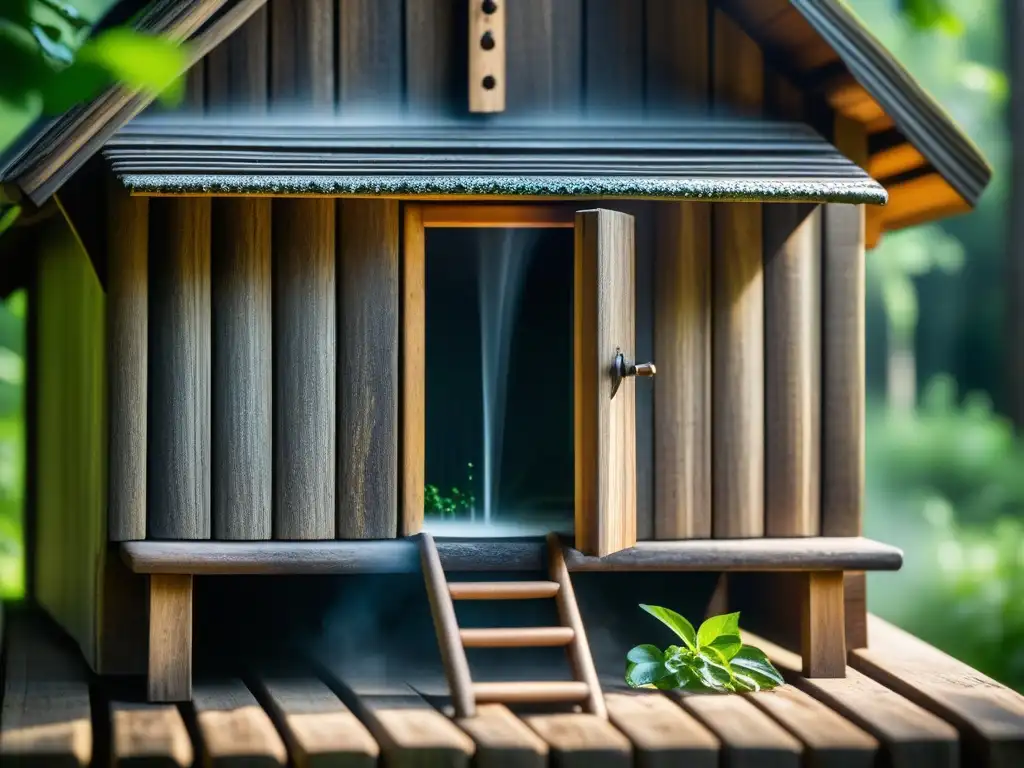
625 605 785 693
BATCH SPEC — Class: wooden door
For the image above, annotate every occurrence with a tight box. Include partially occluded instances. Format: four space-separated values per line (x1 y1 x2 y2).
574 209 638 556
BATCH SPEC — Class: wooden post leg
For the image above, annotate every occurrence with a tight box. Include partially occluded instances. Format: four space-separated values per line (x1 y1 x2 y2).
801 572 846 678
148 574 193 702
844 572 868 650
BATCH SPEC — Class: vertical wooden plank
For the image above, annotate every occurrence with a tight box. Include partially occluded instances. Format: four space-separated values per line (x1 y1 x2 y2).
206 6 269 111
337 0 404 108
149 198 211 540
273 199 336 540
212 198 272 540
711 10 764 539
406 0 462 110
654 203 711 539
645 0 709 111
270 0 334 107
401 204 426 536
184 59 205 111
148 574 193 702
107 183 148 541
469 0 506 112
574 209 637 557
845 572 868 649
584 0 643 112
802 572 847 679
506 0 583 112
634 204 654 540
337 199 400 539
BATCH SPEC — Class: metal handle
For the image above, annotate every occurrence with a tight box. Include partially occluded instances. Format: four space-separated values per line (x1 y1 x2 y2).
611 351 656 398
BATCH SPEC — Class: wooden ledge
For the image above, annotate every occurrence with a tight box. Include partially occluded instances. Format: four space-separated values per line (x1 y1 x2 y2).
120 536 901 576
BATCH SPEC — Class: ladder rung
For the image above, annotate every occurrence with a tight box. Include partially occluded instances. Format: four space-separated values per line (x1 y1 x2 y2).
448 581 560 600
460 626 575 648
473 681 592 704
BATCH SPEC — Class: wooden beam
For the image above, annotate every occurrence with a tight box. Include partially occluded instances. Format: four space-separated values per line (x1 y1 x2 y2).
468 0 506 112
206 4 268 111
645 0 709 111
106 183 148 541
337 0 403 108
148 574 192 702
110 701 194 767
269 0 334 107
337 199 400 538
148 197 211 540
421 204 575 228
585 0 643 112
802 572 847 678
400 204 426 536
505 0 582 112
273 198 336 539
522 714 631 768
192 680 287 765
455 704 547 768
212 197 272 540
405 0 460 109
605 691 720 766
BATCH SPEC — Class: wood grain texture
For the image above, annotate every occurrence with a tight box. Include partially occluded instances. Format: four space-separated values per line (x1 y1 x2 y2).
338 199 399 538
420 534 476 719
713 10 763 114
653 202 711 539
522 713 631 768
747 686 877 768
206 4 268 111
821 203 866 536
192 680 287 766
469 0 505 112
764 204 821 537
459 627 574 648
473 682 591 704
183 59 205 111
0 613 92 765
269 0 334 107
110 701 194 767
338 0 404 108
506 0 583 112
711 201 764 538
406 0 462 110
633 204 655 541
107 183 148 541
148 574 192 702
802 572 846 678
454 703 548 768
273 198 336 540
677 691 803 768
748 630 959 768
448 581 560 600
852 616 1024 768
645 0 709 111
584 0 643 112
604 691 719 768
212 197 272 540
401 204 426 536
148 197 212 540
845 572 868 649
574 209 637 556
253 676 380 768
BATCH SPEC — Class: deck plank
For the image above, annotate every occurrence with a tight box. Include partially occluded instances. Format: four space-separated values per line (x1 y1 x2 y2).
747 630 958 767
0 611 92 766
252 675 379 768
192 679 288 767
110 701 193 767
675 690 803 768
454 703 548 768
851 615 1024 768
604 690 719 768
521 713 631 768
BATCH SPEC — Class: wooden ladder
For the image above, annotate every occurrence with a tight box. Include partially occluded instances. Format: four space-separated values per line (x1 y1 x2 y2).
420 531 607 720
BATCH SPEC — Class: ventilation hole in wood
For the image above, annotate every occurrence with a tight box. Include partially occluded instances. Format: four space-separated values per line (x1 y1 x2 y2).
480 31 495 50
482 75 497 90
482 0 498 14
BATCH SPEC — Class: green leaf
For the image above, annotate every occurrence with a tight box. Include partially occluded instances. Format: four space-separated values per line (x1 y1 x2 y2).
696 611 741 648
626 644 664 664
77 29 186 105
731 645 785 690
30 23 72 63
639 604 696 651
625 660 672 688
707 633 742 660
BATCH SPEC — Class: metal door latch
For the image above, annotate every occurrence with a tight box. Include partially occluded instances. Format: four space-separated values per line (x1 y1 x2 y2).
611 349 656 398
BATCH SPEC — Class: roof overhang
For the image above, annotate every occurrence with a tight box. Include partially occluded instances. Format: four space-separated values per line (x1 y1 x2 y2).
102 115 887 205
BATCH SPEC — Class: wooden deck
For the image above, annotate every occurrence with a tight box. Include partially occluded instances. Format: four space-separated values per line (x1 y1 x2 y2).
3 607 1024 768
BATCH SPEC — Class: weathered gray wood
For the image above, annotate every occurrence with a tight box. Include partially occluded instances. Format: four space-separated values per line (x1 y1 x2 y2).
765 204 822 537
269 0 334 107
584 0 643 112
273 198 336 540
337 199 399 539
107 183 148 541
212 198 272 540
645 0 709 111
183 59 205 111
634 204 654 540
337 0 403 108
654 202 711 539
148 197 211 540
110 700 194 767
506 0 583 112
405 0 460 110
821 204 866 536
119 536 903 575
192 680 287 766
206 4 268 111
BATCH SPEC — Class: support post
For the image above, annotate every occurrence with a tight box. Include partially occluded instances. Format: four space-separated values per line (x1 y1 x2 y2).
148 574 193 702
801 572 846 678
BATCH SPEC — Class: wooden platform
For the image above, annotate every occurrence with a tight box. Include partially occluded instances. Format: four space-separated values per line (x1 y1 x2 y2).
5 607 1024 768
120 535 903 575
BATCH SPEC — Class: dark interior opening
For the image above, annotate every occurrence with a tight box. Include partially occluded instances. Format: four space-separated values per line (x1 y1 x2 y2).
424 227 574 536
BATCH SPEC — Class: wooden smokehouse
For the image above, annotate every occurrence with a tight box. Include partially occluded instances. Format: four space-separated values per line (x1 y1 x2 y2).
3 0 1021 766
